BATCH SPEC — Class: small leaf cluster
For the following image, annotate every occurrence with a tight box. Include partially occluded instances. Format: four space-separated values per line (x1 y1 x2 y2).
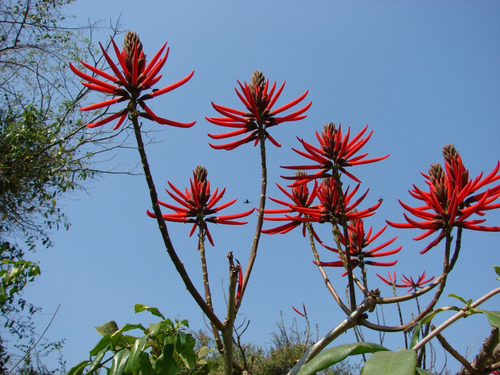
67 304 214 375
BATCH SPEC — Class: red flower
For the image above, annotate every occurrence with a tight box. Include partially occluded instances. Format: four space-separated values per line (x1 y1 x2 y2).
395 271 434 293
292 303 307 317
315 218 401 273
146 166 254 246
291 178 382 224
70 31 195 130
206 70 311 150
388 145 500 254
282 123 389 184
376 272 399 287
262 172 320 239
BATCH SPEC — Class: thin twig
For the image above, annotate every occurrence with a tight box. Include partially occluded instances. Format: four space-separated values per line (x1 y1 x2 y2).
7 304 61 375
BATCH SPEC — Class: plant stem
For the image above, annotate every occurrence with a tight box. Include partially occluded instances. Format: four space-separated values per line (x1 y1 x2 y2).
306 222 350 315
413 286 500 351
198 227 223 352
332 167 357 311
288 296 377 375
239 132 267 305
130 115 223 331
223 252 239 375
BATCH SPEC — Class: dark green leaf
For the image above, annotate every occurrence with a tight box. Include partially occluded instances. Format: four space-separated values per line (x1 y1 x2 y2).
134 303 165 319
494 265 500 280
88 346 109 372
139 351 155 375
90 335 112 356
155 336 180 375
297 342 388 375
109 349 130 375
124 335 148 375
361 350 417 375
96 320 119 336
66 360 90 375
175 331 197 369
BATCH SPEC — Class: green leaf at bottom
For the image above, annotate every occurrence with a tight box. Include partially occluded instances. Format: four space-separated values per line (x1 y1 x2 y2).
361 349 417 375
297 342 388 375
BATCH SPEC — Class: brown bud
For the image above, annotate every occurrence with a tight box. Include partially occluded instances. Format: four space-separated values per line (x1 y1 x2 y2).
323 122 337 135
194 166 208 183
250 70 265 89
428 163 445 184
124 31 143 59
442 144 459 164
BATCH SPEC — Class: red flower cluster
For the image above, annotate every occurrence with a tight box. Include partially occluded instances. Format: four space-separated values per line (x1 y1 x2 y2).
206 70 311 150
388 145 500 254
282 123 389 184
70 31 195 129
146 166 254 246
262 172 319 238
315 218 401 273
292 178 382 224
377 271 434 293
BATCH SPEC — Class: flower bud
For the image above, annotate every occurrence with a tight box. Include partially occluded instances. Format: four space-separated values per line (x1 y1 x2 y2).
194 165 208 183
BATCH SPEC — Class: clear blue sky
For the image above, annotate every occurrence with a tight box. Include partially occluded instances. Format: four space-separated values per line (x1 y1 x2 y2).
23 1 500 372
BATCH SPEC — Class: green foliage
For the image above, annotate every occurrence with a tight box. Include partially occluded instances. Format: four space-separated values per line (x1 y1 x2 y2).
67 305 214 375
360 349 417 375
0 242 40 308
297 342 388 375
0 104 88 248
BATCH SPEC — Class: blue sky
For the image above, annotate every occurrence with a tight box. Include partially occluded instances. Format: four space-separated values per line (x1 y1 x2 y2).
21 1 500 372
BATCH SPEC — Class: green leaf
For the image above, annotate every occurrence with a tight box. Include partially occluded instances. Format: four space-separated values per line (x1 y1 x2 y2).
124 336 148 375
134 304 165 319
416 367 435 375
109 349 130 375
90 335 112 356
361 349 417 375
448 293 468 304
420 306 460 325
175 331 197 369
409 324 421 348
297 342 388 375
66 360 90 375
139 351 155 375
475 309 500 330
96 320 119 336
197 346 213 359
494 265 500 280
88 346 109 372
155 336 180 375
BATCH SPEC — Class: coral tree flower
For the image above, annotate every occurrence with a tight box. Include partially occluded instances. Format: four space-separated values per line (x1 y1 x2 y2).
292 177 382 224
206 70 311 150
282 123 389 184
316 217 401 273
262 171 320 238
70 31 195 130
146 166 254 247
377 271 434 293
388 145 500 254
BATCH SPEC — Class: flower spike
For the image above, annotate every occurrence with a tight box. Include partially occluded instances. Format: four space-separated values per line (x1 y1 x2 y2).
71 31 195 130
282 123 389 184
206 70 311 150
388 145 500 254
146 166 254 247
